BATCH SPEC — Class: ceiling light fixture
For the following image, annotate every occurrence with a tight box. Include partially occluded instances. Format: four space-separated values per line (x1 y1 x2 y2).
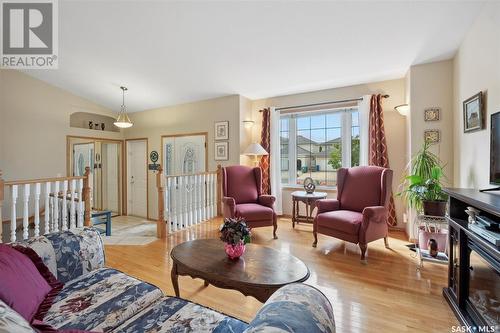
114 86 133 128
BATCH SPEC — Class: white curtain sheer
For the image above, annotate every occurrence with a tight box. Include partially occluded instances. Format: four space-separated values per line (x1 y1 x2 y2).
269 106 282 215
358 95 371 166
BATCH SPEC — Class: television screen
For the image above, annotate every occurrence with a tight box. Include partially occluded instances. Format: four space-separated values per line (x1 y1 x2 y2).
490 112 500 184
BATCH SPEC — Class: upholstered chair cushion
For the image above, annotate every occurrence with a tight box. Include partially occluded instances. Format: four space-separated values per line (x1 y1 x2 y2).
337 166 384 212
223 166 259 204
316 210 363 235
236 204 274 222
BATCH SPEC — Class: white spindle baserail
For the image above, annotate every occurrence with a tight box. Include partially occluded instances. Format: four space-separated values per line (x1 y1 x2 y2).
163 171 218 234
34 183 41 237
44 183 51 234
10 185 18 242
22 184 30 240
77 179 84 228
53 181 59 232
69 179 76 230
61 180 68 231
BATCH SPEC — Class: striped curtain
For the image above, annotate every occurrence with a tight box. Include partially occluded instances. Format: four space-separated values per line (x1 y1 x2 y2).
259 108 271 194
369 94 397 227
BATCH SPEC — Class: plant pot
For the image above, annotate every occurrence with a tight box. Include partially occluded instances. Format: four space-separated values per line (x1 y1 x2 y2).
224 242 246 260
422 200 447 216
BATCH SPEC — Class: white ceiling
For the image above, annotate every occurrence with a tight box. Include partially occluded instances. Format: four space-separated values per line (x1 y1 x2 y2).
24 1 485 112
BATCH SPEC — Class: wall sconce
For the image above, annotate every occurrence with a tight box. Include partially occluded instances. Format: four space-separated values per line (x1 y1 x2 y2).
395 104 409 115
242 120 255 129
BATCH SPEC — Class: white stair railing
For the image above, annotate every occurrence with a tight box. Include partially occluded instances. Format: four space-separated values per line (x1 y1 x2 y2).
156 166 221 237
0 168 92 243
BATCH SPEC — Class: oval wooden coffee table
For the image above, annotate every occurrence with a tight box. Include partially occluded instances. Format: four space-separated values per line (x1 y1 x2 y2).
170 239 310 302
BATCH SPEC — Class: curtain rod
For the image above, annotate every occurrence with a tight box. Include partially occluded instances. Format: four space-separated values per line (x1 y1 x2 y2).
260 94 389 112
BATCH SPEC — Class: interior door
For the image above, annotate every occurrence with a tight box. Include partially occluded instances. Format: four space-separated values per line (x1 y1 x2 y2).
163 134 207 175
127 140 148 218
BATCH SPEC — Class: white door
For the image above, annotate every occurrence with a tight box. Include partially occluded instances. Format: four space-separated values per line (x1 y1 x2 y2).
127 140 147 218
162 135 206 175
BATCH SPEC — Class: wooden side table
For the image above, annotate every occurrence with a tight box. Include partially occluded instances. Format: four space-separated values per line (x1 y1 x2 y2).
291 191 327 228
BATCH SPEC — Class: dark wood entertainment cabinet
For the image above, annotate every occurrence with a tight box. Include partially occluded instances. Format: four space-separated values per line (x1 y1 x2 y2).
443 188 499 330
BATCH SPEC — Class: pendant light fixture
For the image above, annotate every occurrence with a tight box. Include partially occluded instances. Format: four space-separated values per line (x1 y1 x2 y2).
114 86 133 128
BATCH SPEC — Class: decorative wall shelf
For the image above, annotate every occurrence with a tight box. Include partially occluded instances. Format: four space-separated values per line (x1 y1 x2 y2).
70 112 120 132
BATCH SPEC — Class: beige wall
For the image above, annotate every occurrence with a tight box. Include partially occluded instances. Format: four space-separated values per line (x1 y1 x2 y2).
239 95 253 166
0 70 122 181
453 2 500 189
251 79 408 227
404 60 454 238
125 95 241 219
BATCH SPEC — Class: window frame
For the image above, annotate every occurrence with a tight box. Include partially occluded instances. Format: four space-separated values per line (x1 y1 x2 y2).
279 107 360 188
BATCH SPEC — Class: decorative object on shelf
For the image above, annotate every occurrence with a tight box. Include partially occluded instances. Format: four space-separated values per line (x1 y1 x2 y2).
424 107 440 121
303 177 316 194
243 143 268 166
101 123 105 131
424 129 440 143
398 141 448 216
88 121 93 129
214 121 229 140
214 142 228 161
394 104 409 115
465 206 481 224
463 91 483 132
219 218 251 260
94 122 100 130
114 86 133 128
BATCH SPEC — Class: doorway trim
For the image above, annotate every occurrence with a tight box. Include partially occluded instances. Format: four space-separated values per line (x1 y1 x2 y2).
160 132 209 174
66 135 125 215
124 138 150 220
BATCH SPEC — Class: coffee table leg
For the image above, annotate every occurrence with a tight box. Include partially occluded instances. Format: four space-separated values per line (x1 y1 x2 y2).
204 280 209 287
171 262 180 297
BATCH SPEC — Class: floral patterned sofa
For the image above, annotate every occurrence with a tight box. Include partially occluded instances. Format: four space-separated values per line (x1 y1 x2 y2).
7 228 335 333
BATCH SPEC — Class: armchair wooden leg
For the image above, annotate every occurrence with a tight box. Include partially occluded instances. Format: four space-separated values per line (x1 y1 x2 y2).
273 220 278 239
384 237 390 248
359 243 367 264
312 231 318 248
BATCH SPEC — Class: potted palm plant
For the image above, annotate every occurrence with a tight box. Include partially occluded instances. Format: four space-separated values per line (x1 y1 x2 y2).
399 141 448 216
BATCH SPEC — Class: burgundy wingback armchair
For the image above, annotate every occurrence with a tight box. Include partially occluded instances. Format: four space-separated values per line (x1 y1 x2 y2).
222 165 278 239
313 166 393 262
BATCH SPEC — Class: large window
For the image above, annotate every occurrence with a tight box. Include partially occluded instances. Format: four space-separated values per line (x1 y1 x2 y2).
280 108 360 187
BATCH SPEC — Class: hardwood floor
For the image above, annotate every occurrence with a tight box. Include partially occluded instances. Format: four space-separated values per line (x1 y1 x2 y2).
105 217 458 332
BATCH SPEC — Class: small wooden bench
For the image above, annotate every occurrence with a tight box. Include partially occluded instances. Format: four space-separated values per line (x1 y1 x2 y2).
91 210 112 236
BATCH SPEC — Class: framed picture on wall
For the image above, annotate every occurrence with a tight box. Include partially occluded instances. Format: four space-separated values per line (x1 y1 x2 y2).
424 129 440 143
214 121 229 140
214 142 228 160
463 92 484 132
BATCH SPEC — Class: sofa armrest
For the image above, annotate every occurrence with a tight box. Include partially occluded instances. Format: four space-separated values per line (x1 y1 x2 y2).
244 283 335 333
222 196 236 218
316 199 340 214
19 227 105 283
362 206 388 224
258 195 275 208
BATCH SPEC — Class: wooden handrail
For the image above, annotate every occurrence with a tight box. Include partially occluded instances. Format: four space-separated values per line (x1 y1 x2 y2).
164 170 218 179
5 175 85 186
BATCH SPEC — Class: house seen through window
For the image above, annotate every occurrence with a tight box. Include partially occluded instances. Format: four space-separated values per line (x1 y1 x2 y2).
280 108 360 187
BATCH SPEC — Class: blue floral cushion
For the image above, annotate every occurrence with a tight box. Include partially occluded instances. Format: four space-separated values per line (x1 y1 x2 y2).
18 228 105 283
113 297 248 333
44 267 162 332
244 283 335 333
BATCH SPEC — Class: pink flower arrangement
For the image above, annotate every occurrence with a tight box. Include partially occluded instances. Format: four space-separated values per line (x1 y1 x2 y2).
219 218 251 260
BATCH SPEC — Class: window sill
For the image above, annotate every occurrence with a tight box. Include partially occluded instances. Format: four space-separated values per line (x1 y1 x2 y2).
281 184 337 192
